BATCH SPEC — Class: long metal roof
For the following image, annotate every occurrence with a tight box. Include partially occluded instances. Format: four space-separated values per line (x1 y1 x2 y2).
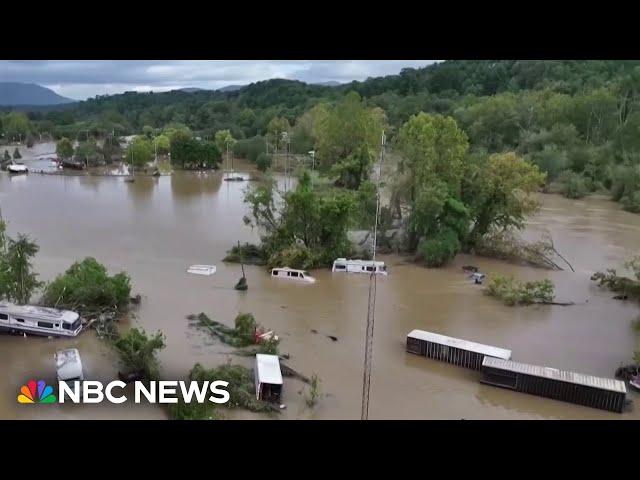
407 329 512 360
482 357 627 394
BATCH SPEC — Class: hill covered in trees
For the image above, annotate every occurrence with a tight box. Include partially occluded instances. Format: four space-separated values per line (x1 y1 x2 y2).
3 60 640 211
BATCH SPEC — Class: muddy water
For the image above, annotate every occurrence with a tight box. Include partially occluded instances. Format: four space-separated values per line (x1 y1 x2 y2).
0 161 639 420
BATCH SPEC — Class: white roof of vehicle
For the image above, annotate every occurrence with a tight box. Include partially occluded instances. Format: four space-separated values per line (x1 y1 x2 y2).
55 348 83 380
0 303 79 323
333 258 385 266
255 354 283 385
407 329 512 360
271 267 309 274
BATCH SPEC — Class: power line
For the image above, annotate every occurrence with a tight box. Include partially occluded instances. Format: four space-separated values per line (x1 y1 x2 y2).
361 131 385 420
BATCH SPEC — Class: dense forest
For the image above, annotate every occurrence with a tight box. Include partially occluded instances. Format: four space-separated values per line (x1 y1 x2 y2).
2 60 640 215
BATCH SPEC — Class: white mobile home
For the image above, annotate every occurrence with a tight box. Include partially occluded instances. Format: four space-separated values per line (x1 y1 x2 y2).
0 303 82 338
332 258 387 275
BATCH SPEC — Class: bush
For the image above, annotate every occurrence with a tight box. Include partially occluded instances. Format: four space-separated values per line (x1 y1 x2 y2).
417 228 460 267
113 328 165 380
42 257 131 313
233 136 266 163
485 275 555 306
12 148 21 160
560 171 588 199
256 152 272 172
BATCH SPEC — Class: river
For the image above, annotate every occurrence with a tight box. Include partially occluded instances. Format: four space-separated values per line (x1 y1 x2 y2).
0 154 639 419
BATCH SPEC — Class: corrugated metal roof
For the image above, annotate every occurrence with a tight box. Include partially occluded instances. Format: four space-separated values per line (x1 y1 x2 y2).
482 357 627 394
407 329 511 360
255 354 283 385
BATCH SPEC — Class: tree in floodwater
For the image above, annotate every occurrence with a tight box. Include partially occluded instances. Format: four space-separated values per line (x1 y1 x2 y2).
126 135 154 169
485 275 555 306
315 92 385 189
396 112 470 262
12 148 21 160
113 328 165 380
3 150 10 162
462 151 546 247
56 137 74 159
243 170 356 268
0 226 43 305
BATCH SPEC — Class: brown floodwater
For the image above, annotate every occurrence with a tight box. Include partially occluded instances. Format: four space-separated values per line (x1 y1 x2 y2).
1 156 639 420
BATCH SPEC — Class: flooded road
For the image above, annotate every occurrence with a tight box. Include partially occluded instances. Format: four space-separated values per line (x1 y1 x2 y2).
1 159 639 419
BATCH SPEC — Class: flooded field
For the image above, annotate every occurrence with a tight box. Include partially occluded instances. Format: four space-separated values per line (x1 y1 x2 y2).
1 153 639 419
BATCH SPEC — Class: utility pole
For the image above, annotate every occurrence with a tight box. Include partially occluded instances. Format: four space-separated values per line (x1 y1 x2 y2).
361 131 385 421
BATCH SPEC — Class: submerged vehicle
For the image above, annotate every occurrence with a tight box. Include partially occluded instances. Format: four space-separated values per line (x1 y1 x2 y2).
331 258 388 275
270 267 316 283
0 303 82 337
187 265 217 276
7 163 28 174
55 348 84 382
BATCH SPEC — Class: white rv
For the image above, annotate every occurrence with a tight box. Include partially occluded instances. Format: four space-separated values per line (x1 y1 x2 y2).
0 303 82 337
55 348 84 382
332 258 388 275
270 267 316 283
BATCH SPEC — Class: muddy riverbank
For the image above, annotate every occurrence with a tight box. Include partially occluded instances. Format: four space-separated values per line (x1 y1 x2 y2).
0 163 639 419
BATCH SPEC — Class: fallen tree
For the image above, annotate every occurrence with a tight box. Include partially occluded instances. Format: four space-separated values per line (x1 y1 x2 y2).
485 275 559 306
591 256 640 300
474 230 574 271
188 312 280 355
168 361 279 419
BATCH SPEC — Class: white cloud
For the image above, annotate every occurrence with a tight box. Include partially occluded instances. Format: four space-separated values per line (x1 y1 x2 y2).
1 60 438 100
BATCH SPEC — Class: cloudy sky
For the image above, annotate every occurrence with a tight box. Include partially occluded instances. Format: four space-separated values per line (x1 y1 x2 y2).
0 60 438 100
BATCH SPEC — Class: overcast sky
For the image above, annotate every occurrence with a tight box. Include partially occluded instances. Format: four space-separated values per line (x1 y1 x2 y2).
0 60 438 100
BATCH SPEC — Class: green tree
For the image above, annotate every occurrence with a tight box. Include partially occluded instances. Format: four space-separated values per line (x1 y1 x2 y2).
266 117 291 151
126 136 154 169
214 129 236 155
74 140 100 166
244 170 356 268
154 134 170 155
3 150 10 162
397 112 469 252
464 151 546 245
0 232 43 305
315 92 384 176
113 328 166 380
12 148 21 160
4 112 31 141
42 257 131 313
256 152 272 172
56 137 74 159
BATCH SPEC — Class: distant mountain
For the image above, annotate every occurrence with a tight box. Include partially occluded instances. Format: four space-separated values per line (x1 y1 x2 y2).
217 84 245 92
0 82 75 106
176 87 207 93
313 81 343 87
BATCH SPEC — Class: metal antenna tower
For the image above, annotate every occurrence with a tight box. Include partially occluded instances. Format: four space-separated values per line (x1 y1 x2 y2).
361 131 385 420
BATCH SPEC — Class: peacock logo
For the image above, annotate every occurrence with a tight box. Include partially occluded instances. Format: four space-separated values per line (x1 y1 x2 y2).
17 379 57 404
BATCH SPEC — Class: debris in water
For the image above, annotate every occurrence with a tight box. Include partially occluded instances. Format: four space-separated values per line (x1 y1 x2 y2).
462 265 479 273
327 335 338 342
613 294 628 300
130 294 142 305
280 404 287 410
234 276 248 291
310 329 318 334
